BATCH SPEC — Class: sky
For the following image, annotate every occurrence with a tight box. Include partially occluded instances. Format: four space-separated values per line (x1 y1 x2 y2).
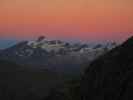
0 0 133 42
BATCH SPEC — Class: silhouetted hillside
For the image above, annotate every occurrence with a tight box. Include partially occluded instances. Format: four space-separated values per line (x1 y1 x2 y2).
81 36 133 100
0 60 62 100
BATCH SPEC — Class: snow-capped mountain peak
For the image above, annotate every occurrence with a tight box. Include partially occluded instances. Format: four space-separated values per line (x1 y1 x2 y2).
0 36 118 73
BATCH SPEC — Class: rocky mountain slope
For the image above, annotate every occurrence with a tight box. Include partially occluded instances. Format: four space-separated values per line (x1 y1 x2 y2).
0 36 117 74
81 36 133 100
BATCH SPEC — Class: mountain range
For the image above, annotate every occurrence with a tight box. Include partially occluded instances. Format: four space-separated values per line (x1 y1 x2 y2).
0 36 132 100
0 36 117 74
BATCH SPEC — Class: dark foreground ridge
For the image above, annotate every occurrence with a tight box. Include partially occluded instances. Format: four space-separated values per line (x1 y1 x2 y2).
0 60 62 100
81 36 133 100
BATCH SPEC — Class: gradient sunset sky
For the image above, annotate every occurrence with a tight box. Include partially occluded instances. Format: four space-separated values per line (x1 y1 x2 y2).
0 0 133 41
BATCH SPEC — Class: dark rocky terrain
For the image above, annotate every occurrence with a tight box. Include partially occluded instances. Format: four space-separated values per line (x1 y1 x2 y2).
0 60 62 100
81 36 133 100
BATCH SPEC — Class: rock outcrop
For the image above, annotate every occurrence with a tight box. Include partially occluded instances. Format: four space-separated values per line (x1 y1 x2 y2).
81 36 133 100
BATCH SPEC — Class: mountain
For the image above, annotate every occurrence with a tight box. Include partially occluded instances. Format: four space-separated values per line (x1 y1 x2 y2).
0 59 62 100
0 36 117 74
0 49 2 53
0 36 121 100
81 36 133 100
0 39 18 49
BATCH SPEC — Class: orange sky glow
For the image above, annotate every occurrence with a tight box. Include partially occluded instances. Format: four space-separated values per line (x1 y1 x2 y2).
0 0 133 41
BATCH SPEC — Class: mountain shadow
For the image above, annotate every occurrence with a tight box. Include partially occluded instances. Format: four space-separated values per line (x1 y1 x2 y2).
0 60 62 100
81 36 133 100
